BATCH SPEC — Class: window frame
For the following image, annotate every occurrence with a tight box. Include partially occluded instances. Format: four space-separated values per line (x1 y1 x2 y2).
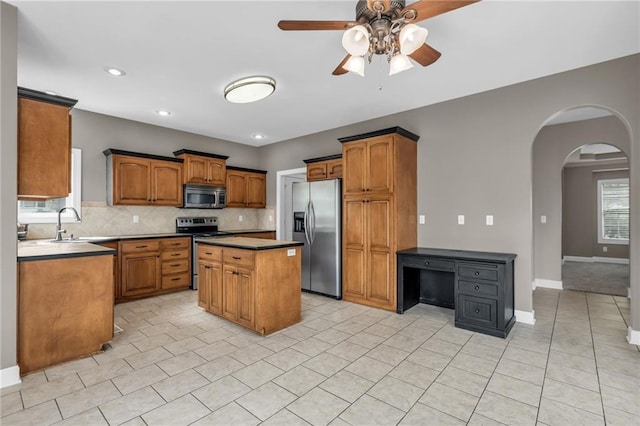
17 148 82 224
596 177 629 245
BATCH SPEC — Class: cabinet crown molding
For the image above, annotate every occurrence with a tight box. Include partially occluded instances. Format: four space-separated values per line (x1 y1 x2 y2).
338 126 420 143
226 165 267 174
18 87 78 109
103 148 184 163
173 149 229 160
303 154 342 164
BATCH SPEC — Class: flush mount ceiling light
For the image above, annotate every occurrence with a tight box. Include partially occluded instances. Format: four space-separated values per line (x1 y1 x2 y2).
155 110 172 117
278 0 480 77
224 76 276 104
252 133 266 140
103 66 126 76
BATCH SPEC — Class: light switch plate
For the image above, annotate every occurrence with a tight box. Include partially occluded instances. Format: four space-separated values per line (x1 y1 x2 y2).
287 249 296 256
419 215 425 224
133 215 139 223
541 215 547 224
457 215 465 225
486 215 494 226
238 215 243 222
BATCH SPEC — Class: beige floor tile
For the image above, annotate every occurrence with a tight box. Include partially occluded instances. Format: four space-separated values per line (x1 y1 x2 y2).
449 352 497 377
195 340 241 361
0 400 62 426
141 394 210 425
236 382 297 421
195 355 245 382
339 394 405 425
56 380 121 419
151 368 210 402
165 324 206 341
598 367 640 392
258 334 299 352
0 389 23 416
435 365 489 397
461 341 506 361
138 322 179 337
259 408 308 426
389 360 439 390
92 343 140 365
547 349 596 373
232 360 284 389
494 358 545 386
432 325 473 346
594 343 640 362
406 348 452 371
272 365 326 397
290 337 333 357
399 402 466 425
191 402 260 426
468 333 509 350
486 373 542 407
162 336 207 356
78 358 133 387
508 336 550 355
366 344 410 367
112 364 168 395
55 407 108 425
475 391 538 426
545 363 599 392
99 386 164 425
600 384 640 416
346 331 386 349
345 356 394 382
21 373 85 409
537 398 604 425
604 405 640 426
420 337 462 357
595 354 640 378
302 352 351 377
288 387 350 425
313 328 352 345
319 370 374 403
192 375 251 411
196 328 235 344
383 333 427 351
466 412 505 425
549 340 595 358
281 325 318 341
326 340 369 362
367 376 424 412
130 333 176 353
419 382 478 421
330 320 370 335
156 350 207 376
124 346 173 369
542 378 603 416
502 346 548 369
44 357 99 381
304 318 338 332
229 343 275 365
264 347 311 371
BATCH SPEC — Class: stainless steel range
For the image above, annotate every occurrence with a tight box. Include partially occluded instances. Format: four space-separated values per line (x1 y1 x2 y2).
176 216 229 290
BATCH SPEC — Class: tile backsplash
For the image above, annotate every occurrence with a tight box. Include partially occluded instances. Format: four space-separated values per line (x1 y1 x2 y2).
26 202 276 239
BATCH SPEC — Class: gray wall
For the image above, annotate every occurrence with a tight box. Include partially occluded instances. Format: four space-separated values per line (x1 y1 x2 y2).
0 2 18 376
258 55 640 316
563 165 630 259
532 116 631 282
71 109 261 202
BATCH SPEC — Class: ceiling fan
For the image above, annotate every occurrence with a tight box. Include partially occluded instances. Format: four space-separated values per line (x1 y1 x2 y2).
278 0 480 76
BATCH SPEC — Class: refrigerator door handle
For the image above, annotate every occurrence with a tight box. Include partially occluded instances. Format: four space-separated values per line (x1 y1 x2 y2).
304 201 311 245
309 200 317 244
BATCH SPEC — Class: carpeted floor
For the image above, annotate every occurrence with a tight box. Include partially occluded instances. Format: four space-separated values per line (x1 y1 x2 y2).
562 261 629 296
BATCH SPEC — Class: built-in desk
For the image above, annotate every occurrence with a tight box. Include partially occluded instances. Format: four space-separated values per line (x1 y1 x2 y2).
397 248 517 338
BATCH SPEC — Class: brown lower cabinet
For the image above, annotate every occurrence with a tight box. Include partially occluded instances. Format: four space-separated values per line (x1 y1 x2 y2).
197 244 301 335
232 232 275 239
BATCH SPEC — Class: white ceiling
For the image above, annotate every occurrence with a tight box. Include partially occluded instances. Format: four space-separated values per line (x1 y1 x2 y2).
9 0 640 146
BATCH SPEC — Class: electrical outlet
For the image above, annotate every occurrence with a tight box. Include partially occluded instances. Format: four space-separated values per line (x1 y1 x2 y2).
238 215 243 222
486 215 494 226
541 215 547 224
287 249 296 256
457 215 465 225
133 215 139 223
269 215 273 222
603 246 608 252
419 215 425 224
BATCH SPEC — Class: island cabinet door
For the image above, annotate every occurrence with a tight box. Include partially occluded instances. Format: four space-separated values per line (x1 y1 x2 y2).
222 265 239 321
208 262 223 315
121 253 161 297
236 268 254 328
197 262 211 310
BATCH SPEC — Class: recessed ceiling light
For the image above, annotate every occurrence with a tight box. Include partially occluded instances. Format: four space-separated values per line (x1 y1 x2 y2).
155 110 172 117
44 90 58 96
252 133 265 140
104 66 126 76
224 76 275 104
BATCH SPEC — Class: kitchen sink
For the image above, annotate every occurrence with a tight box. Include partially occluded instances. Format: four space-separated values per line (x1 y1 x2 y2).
49 237 114 243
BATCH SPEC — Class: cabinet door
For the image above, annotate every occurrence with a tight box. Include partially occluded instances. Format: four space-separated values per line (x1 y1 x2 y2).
151 161 183 206
121 253 160 298
185 156 209 184
342 141 367 195
343 198 366 298
367 137 394 193
247 173 266 208
18 98 71 199
197 261 211 310
226 171 248 207
366 197 394 307
207 159 226 186
222 265 238 321
113 156 151 205
236 268 254 328
209 262 223 315
326 159 343 179
306 163 327 182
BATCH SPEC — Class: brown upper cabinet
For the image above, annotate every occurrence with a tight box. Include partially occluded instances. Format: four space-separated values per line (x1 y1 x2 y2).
342 135 395 195
104 149 183 207
304 154 342 182
225 166 267 208
17 87 78 200
173 149 229 186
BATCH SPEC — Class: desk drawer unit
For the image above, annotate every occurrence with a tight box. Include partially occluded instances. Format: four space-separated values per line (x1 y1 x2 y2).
458 264 498 281
403 257 454 272
457 280 499 298
458 295 497 329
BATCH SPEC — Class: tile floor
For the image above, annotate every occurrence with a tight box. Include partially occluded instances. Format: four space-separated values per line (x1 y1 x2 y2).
1 288 639 425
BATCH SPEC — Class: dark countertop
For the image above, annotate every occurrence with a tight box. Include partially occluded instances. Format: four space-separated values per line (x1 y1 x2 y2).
397 247 517 263
18 240 117 262
221 229 276 234
196 237 302 251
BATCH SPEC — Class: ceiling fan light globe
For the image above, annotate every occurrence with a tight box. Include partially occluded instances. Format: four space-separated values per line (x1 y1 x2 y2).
343 55 366 77
389 54 413 75
399 24 428 55
342 25 370 56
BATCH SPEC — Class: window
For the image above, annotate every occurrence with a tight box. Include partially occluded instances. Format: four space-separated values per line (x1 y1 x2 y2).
597 178 629 245
17 148 82 224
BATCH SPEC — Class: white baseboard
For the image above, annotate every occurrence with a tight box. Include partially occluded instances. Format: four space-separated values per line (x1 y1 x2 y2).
628 287 631 299
534 279 563 290
0 365 21 390
626 327 640 345
515 309 536 325
563 256 629 265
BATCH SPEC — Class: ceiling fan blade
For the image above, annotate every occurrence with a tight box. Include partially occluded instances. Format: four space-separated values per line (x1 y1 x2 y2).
409 43 442 67
402 1 480 23
332 55 351 76
277 20 356 31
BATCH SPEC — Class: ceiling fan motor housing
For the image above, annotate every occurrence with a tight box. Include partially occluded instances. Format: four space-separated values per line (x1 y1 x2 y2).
355 0 405 22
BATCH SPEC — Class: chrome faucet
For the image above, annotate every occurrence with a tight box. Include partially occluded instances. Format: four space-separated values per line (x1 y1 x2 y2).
54 206 81 241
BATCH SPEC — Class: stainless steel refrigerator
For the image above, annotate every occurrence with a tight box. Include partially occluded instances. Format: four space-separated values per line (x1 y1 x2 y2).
292 179 341 298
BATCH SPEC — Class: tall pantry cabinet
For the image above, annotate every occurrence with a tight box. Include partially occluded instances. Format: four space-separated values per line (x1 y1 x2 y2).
340 127 418 311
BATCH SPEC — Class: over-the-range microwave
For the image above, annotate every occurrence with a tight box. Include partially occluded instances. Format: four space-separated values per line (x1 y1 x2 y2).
183 184 226 209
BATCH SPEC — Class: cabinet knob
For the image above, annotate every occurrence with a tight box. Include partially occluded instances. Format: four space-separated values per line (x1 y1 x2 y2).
425 261 430 266
474 285 480 290
474 308 480 313
474 271 480 276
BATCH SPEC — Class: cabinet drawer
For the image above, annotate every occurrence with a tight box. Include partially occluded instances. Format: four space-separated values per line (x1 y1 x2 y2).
161 248 189 261
401 256 454 272
457 280 499 298
162 258 189 274
161 273 190 289
458 265 498 281
160 238 190 250
223 248 255 269
120 240 160 253
198 245 222 262
458 295 497 328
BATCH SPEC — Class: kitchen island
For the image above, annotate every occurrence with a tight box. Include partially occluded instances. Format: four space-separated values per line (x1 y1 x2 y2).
196 237 303 335
17 241 116 374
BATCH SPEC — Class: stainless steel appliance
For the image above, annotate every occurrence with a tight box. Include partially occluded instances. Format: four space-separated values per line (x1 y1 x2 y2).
175 216 230 289
292 179 341 298
183 184 226 209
